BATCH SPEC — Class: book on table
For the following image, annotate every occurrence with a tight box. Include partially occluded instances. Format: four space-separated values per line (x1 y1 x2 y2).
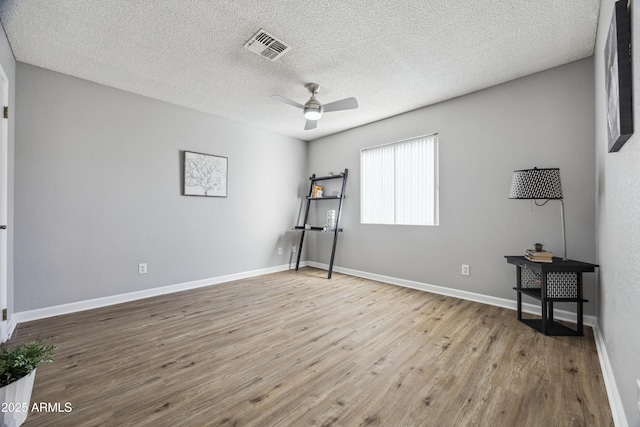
524 249 553 262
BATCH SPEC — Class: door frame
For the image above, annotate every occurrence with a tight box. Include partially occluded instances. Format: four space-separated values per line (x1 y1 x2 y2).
0 61 8 342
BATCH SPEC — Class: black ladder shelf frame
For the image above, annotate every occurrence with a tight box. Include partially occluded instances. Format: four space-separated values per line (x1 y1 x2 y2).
294 169 348 279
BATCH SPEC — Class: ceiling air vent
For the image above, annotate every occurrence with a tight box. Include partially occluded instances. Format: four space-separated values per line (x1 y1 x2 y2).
244 29 291 61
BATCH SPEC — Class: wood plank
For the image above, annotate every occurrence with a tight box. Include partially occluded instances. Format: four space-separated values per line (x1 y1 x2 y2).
7 267 612 426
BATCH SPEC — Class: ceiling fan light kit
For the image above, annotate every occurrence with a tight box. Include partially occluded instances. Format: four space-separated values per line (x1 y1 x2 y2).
303 100 323 120
271 83 358 130
303 108 322 120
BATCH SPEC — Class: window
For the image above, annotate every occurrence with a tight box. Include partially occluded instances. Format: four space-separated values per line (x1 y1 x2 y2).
361 134 439 226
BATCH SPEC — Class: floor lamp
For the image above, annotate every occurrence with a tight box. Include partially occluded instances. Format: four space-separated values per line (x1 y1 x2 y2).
508 167 567 260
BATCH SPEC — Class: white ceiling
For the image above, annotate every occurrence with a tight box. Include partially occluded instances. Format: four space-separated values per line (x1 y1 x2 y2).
0 0 601 141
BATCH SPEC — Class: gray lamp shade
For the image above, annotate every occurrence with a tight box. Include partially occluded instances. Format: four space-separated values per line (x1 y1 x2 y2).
509 168 563 199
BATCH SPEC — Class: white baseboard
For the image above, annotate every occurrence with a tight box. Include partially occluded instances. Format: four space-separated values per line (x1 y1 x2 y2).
13 259 595 329
13 260 594 327
593 322 628 427
307 261 596 327
13 262 306 324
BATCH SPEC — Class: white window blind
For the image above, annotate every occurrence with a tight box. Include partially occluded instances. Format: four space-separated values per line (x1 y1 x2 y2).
361 134 439 226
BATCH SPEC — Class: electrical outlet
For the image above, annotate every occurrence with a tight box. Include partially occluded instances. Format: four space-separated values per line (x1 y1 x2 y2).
461 264 470 276
292 245 297 253
138 263 147 275
278 247 283 255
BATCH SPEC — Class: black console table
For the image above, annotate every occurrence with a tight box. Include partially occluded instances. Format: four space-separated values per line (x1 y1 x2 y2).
505 256 598 336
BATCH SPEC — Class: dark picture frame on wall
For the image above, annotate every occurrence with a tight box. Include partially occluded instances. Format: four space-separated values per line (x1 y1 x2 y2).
605 0 633 153
183 151 228 197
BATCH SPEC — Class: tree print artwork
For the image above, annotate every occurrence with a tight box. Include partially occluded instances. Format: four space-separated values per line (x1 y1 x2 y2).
184 152 228 197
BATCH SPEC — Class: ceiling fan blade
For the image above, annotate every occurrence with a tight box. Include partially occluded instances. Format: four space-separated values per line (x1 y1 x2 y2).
322 97 358 113
270 95 304 109
304 119 317 130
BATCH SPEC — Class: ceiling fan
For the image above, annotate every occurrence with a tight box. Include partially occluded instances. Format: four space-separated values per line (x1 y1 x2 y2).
271 83 358 130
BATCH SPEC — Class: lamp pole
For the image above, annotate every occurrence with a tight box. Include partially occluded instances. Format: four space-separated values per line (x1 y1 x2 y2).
560 199 567 260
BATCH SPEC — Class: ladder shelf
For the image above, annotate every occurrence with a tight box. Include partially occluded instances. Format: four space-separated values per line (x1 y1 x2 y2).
293 169 348 279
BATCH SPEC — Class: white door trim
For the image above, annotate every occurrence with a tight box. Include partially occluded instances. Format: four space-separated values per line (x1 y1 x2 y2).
0 61 9 342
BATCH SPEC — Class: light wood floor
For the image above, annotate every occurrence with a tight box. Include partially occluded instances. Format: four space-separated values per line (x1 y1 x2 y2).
13 267 612 426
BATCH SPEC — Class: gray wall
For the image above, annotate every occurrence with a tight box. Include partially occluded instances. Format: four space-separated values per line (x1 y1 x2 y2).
594 1 640 425
0 26 15 321
15 63 306 312
307 58 597 313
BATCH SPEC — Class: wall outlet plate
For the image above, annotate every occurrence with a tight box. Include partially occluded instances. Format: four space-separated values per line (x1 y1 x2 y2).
138 263 147 275
461 264 470 276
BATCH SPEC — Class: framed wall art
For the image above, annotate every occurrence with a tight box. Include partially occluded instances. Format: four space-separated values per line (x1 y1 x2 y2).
183 151 228 197
605 0 633 152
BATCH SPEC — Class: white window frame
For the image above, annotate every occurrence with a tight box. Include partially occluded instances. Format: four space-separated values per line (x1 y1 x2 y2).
360 133 439 226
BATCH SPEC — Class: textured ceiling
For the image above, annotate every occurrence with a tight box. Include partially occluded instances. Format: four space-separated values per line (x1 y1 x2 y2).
0 0 600 141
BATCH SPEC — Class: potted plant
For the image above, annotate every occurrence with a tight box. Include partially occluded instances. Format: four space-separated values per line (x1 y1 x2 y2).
534 243 544 252
0 339 55 427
